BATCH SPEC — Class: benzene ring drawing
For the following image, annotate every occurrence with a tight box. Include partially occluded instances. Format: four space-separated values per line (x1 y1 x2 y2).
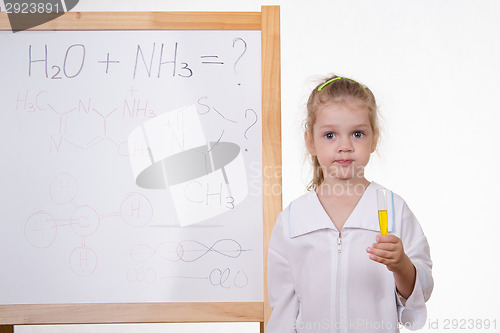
128 104 248 226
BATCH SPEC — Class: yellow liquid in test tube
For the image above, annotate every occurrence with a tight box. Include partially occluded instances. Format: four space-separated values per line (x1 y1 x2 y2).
378 210 388 235
377 189 389 235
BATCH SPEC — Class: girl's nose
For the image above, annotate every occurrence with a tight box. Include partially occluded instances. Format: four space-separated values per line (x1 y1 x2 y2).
337 137 354 152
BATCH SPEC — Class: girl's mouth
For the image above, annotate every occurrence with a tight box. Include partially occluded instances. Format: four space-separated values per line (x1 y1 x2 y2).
335 159 353 166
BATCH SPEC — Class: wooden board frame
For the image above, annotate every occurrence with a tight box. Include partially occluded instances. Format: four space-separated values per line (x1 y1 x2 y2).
0 6 281 330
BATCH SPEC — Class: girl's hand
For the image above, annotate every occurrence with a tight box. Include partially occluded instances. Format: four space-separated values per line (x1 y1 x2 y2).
366 235 409 273
366 235 416 299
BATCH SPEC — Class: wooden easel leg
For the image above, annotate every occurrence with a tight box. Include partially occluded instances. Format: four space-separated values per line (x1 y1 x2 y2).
0 325 14 333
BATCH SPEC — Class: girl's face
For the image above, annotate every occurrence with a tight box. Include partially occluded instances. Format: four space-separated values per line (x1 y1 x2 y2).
305 100 377 184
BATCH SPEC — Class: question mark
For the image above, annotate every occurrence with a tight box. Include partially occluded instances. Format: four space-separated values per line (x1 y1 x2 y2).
232 37 247 85
244 109 258 140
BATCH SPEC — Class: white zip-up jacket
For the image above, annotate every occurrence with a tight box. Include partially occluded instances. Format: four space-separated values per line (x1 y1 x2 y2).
267 182 433 332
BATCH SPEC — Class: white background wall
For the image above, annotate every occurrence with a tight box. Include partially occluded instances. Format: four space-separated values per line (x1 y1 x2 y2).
3 0 500 332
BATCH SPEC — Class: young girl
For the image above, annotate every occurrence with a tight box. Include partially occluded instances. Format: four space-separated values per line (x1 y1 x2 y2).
267 75 433 332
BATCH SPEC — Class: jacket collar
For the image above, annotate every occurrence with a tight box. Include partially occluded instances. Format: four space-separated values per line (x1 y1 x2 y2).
288 182 392 238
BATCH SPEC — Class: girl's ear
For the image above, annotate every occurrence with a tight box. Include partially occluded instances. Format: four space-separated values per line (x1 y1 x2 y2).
371 132 379 153
305 130 316 156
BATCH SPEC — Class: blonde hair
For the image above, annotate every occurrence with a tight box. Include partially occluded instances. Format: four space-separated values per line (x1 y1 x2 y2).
305 75 380 190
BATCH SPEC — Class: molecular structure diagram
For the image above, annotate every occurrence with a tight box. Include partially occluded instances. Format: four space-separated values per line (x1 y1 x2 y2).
16 87 155 156
127 239 250 289
24 172 153 276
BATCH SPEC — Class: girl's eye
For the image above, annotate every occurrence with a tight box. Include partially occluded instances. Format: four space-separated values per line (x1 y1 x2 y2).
353 131 364 139
324 132 336 139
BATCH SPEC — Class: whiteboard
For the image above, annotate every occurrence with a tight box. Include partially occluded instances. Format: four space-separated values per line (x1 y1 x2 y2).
0 30 263 304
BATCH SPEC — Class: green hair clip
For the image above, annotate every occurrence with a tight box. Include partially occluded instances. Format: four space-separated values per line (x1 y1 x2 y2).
317 77 367 92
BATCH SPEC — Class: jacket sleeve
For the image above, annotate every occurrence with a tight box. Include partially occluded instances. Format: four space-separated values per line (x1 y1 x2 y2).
266 212 300 333
396 202 434 330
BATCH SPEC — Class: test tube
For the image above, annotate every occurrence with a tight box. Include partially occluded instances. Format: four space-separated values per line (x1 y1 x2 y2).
377 189 388 235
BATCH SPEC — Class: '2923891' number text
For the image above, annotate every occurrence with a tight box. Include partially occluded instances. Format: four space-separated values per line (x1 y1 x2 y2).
5 2 63 14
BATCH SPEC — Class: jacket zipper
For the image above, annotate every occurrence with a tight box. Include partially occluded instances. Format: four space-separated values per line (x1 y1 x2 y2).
335 233 343 331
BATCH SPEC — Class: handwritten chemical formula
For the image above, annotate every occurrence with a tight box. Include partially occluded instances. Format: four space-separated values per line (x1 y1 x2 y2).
27 37 249 82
